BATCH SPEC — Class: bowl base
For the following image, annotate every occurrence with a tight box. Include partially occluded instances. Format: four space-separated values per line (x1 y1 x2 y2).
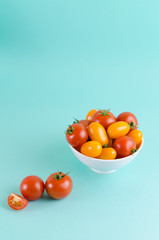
91 168 117 174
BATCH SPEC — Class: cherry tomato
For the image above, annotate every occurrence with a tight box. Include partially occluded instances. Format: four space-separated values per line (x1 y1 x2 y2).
117 112 138 131
113 136 137 158
107 121 130 138
92 109 116 130
8 193 28 210
88 122 108 146
66 123 88 148
45 172 73 199
86 109 97 122
127 129 143 145
98 147 117 160
81 141 102 157
73 119 90 130
20 176 45 201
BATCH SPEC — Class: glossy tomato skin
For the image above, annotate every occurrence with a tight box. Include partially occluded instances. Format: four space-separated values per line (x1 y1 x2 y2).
8 193 28 210
113 136 136 158
45 172 73 199
79 120 90 130
88 122 108 146
127 129 143 145
86 109 97 122
117 112 138 131
98 148 117 160
107 121 130 138
20 176 45 201
92 110 116 130
81 141 102 158
66 123 88 148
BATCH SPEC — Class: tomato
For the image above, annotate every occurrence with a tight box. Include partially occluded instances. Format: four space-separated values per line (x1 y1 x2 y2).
8 193 28 210
92 109 116 130
86 109 97 122
73 119 90 130
88 122 108 146
81 141 102 157
98 147 117 160
127 129 143 145
113 136 137 158
66 123 88 148
107 121 130 138
117 112 138 131
45 172 73 199
20 176 45 201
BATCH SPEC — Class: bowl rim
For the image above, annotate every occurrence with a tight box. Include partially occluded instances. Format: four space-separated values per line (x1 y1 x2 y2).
69 138 144 162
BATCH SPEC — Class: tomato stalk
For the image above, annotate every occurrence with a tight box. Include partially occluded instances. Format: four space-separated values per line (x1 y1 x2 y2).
73 119 80 124
131 148 137 154
129 122 138 129
53 171 71 180
66 125 74 135
99 109 113 118
103 144 108 148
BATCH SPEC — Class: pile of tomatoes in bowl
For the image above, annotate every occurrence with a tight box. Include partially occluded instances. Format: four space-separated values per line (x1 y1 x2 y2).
65 109 143 160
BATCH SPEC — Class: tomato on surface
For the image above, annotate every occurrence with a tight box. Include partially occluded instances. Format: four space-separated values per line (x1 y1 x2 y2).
92 109 116 130
113 136 137 158
20 176 45 201
127 129 143 145
73 119 90 130
88 122 108 146
66 123 88 148
81 141 102 158
8 193 28 210
86 109 97 122
117 112 138 131
45 172 73 199
98 147 117 160
107 121 130 138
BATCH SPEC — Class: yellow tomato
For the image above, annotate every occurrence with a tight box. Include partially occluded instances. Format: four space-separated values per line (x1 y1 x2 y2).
107 121 130 138
127 129 143 145
86 109 97 122
81 141 102 158
88 122 108 146
98 147 117 160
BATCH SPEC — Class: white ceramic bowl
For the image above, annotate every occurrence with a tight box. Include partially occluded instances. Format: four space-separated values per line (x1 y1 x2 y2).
69 139 144 174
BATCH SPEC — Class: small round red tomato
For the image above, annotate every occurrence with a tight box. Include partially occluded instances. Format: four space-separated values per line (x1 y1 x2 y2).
86 109 97 121
66 123 88 148
45 172 73 199
117 112 138 131
8 193 28 210
73 119 90 130
92 109 116 130
113 136 137 158
20 176 45 201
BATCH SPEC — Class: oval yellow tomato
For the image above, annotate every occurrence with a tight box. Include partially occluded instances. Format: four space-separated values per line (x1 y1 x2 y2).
88 122 108 146
127 129 143 145
86 109 97 122
80 141 102 158
107 121 130 138
98 147 117 160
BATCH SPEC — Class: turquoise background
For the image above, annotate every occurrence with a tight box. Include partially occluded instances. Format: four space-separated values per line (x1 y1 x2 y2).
0 0 159 239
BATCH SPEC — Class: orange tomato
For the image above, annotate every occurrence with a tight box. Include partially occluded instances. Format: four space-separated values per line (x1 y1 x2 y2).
86 109 97 121
88 122 108 146
127 129 143 145
81 141 102 158
98 147 117 160
107 121 130 138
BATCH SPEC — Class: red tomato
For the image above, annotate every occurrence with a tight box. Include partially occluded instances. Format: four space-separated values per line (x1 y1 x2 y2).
117 112 138 130
66 123 88 147
45 172 73 199
113 136 137 158
20 176 45 201
92 109 116 130
8 193 28 210
73 119 90 130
